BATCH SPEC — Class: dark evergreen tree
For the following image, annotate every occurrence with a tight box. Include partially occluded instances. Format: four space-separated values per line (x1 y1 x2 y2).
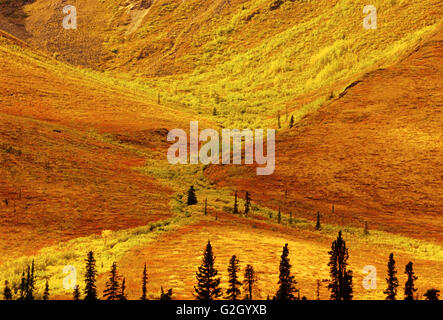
289 115 294 129
383 253 399 300
141 263 148 300
424 289 439 301
327 231 353 300
404 262 417 301
84 251 98 300
119 278 127 300
233 191 238 214
18 271 26 300
212 107 217 116
73 285 81 300
187 185 198 205
277 208 281 224
160 287 173 300
194 241 222 300
244 192 251 216
315 211 321 230
289 212 293 225
226 255 242 300
243 264 257 300
364 221 370 235
103 262 121 300
3 280 12 300
275 244 297 300
43 280 50 300
25 260 36 300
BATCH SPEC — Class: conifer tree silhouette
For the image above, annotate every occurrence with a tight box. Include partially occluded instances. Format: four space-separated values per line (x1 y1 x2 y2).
103 262 121 300
244 192 251 216
194 241 222 300
384 253 399 300
315 211 321 230
25 260 35 300
226 255 242 300
73 285 81 300
243 264 257 300
233 191 238 214
289 115 294 128
43 280 50 300
364 221 370 235
277 208 281 224
160 287 173 300
119 278 127 300
187 185 198 205
18 271 26 300
3 280 12 300
141 263 148 300
84 251 98 300
404 262 417 301
327 231 353 300
424 289 440 301
275 244 297 300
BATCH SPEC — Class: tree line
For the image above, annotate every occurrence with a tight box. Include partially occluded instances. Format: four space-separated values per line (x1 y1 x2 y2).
2 231 440 300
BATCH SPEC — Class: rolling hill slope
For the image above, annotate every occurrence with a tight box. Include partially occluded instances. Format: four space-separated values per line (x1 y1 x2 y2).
0 29 202 259
205 27 443 243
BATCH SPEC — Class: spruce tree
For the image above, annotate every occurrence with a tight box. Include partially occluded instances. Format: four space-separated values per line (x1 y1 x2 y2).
315 211 321 230
141 263 148 300
327 231 353 300
364 221 370 235
18 271 26 300
103 262 121 300
233 191 238 214
275 244 297 300
160 287 173 300
404 262 417 301
3 280 12 300
243 264 257 300
119 278 127 300
43 280 50 300
424 289 439 301
226 255 242 300
25 260 36 300
289 115 294 129
84 251 98 300
194 241 222 300
73 285 81 300
244 192 251 216
384 253 399 300
277 208 281 224
187 185 197 205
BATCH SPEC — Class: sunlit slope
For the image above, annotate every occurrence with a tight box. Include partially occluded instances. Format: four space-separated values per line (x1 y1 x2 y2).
3 0 440 127
0 31 199 259
205 27 443 242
